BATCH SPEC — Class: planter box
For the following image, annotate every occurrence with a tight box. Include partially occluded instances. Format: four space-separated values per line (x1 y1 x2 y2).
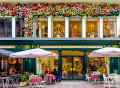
20 80 29 87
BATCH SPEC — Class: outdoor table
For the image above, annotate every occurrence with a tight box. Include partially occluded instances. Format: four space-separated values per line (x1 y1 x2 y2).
44 74 56 83
0 77 11 88
31 77 42 85
91 74 100 83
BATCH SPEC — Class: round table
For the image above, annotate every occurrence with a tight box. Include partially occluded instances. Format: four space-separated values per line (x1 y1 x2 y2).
44 74 56 83
91 74 100 83
31 77 42 85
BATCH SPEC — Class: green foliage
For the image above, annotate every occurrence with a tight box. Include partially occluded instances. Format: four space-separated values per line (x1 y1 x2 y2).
20 72 28 82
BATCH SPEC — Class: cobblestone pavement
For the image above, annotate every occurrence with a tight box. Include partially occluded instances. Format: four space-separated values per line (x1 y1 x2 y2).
0 81 104 88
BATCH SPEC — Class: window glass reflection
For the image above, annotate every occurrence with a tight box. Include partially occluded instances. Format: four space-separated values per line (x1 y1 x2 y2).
52 18 65 38
86 18 99 38
103 18 116 38
16 18 24 37
69 18 82 37
0 18 12 37
35 18 48 38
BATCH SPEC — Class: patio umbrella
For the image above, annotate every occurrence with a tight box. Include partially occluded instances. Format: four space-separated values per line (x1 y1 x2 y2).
88 47 120 58
9 48 58 58
9 48 58 76
88 47 120 74
0 49 13 57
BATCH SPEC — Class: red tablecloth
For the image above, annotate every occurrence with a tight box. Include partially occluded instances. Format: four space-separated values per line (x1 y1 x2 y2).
91 74 100 80
45 74 56 82
31 77 42 84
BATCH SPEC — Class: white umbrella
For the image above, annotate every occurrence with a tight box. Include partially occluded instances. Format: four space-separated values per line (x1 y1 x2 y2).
9 48 58 58
88 47 120 58
9 48 58 76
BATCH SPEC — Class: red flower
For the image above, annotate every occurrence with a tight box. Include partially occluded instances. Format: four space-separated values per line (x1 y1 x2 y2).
107 6 110 9
33 3 38 7
5 3 9 8
37 6 40 10
27 32 31 36
66 13 70 17
12 10 16 16
83 5 86 9
70 3 74 7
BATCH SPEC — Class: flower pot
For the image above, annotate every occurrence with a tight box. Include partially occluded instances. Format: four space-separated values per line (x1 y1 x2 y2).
20 80 29 87
90 35 94 38
57 35 61 38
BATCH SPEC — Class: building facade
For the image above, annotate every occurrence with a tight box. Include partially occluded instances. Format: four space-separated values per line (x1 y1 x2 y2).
0 0 120 80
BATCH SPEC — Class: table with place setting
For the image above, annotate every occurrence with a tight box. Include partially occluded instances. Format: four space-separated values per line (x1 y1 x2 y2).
44 74 56 84
91 74 100 83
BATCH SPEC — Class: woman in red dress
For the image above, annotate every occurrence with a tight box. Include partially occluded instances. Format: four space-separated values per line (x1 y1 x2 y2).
45 67 51 74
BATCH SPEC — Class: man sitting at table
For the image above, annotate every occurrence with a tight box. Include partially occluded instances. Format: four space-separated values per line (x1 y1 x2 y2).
45 67 51 74
51 68 58 83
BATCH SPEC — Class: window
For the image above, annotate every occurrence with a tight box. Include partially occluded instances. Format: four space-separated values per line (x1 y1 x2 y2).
86 18 99 38
52 18 65 38
16 18 24 37
35 18 48 38
69 18 82 37
103 18 116 38
87 50 107 74
0 17 12 37
39 50 58 74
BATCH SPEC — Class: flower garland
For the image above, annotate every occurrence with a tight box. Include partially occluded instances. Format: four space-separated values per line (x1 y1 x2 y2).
0 3 119 37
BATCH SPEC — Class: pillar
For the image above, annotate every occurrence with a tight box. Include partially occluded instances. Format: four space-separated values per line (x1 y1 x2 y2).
12 17 16 38
58 50 62 81
48 16 52 38
65 17 69 38
84 50 87 74
82 16 86 38
99 17 103 38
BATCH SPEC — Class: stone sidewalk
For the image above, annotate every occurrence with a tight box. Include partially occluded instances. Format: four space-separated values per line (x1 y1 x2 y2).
0 81 104 88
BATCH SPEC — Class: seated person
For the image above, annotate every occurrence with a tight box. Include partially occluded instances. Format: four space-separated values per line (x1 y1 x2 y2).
51 68 58 83
45 67 51 74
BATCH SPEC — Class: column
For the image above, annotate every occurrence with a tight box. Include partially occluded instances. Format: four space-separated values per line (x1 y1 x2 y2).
84 50 87 75
48 16 52 38
33 18 36 37
99 17 103 38
58 50 62 81
82 16 86 38
12 17 16 38
65 17 69 38
116 16 120 38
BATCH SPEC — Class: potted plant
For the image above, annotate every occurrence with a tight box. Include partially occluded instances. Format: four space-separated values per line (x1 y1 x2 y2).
20 72 29 87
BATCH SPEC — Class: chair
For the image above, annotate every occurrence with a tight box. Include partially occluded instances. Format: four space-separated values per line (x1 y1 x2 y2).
103 73 107 78
85 73 91 83
103 76 116 88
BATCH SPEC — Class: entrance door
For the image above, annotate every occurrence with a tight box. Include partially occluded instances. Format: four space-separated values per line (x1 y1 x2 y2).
62 57 83 79
73 57 83 79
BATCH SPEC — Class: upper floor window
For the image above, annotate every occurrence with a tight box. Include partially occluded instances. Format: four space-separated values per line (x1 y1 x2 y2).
0 17 12 37
103 18 116 38
16 18 24 37
69 18 82 38
35 18 48 38
86 18 99 38
52 18 65 38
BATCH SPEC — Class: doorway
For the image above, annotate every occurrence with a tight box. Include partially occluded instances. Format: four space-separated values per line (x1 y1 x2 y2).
62 56 84 80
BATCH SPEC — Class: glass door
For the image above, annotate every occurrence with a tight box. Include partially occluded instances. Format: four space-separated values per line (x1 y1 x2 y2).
62 57 72 79
73 57 83 79
62 56 84 79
